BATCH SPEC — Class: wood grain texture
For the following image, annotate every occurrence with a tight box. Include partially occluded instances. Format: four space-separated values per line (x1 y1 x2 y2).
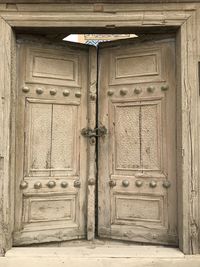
98 37 177 246
0 0 199 3
0 1 199 255
14 38 89 245
87 46 97 240
177 13 199 254
0 17 13 253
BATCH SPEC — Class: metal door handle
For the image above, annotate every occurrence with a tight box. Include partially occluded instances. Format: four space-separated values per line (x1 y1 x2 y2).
81 126 107 138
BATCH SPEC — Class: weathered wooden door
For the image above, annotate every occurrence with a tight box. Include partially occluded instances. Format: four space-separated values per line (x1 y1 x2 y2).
98 37 178 245
14 37 89 245
14 35 178 246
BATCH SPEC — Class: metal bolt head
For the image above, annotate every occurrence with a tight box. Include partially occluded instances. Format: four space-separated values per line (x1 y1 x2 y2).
36 88 43 94
90 93 96 101
75 92 81 98
120 89 127 96
61 181 68 188
134 88 142 94
147 86 155 93
109 180 116 187
50 89 57 95
63 90 70 96
89 137 96 145
122 180 129 187
163 180 171 188
47 180 56 188
74 180 81 188
88 178 95 186
22 86 30 93
20 181 28 189
34 182 42 189
107 90 114 96
135 180 143 187
150 180 157 188
161 85 169 91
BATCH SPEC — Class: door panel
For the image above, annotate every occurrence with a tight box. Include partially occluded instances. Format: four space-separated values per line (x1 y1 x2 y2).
14 39 89 245
98 37 178 245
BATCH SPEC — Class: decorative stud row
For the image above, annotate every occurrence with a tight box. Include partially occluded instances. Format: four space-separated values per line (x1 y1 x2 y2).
20 180 81 190
107 85 169 96
109 179 171 189
22 86 81 98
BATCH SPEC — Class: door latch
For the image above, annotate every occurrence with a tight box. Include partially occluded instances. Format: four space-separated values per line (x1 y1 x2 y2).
81 126 107 138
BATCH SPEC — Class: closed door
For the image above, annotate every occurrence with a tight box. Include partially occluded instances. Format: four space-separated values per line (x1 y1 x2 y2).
98 37 178 245
14 38 89 245
14 35 178 246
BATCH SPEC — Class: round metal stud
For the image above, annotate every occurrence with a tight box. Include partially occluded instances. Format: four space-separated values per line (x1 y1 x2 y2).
147 86 155 93
36 88 43 94
134 88 142 94
109 180 116 187
88 178 95 186
89 137 96 145
75 92 81 98
161 85 169 91
50 89 57 95
163 180 171 189
20 181 28 189
120 89 127 96
122 180 129 187
149 180 157 188
22 86 30 93
61 181 68 188
63 90 70 96
34 182 42 189
74 180 81 188
107 90 114 96
90 93 96 101
135 180 143 187
47 180 56 188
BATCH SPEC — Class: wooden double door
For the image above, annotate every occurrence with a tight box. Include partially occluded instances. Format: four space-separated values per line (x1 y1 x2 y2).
14 35 178 246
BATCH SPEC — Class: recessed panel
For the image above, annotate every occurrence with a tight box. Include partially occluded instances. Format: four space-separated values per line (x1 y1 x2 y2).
26 48 80 86
33 56 75 80
116 54 158 78
141 104 161 170
112 194 164 226
25 99 79 176
23 195 76 223
114 101 162 172
51 104 78 175
26 101 52 176
115 105 140 169
110 49 162 85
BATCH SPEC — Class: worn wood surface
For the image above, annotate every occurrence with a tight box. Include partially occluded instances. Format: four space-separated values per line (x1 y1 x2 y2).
0 17 13 254
0 0 199 3
177 13 199 254
14 37 90 245
87 46 97 240
98 36 177 245
0 1 199 255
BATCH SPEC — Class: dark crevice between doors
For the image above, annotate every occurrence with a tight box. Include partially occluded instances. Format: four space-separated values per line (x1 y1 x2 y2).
95 46 100 238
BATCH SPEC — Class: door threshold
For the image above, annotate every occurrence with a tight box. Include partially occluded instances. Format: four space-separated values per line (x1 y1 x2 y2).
6 240 184 258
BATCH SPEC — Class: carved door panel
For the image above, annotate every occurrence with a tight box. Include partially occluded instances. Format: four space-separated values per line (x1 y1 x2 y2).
98 37 178 245
14 38 89 245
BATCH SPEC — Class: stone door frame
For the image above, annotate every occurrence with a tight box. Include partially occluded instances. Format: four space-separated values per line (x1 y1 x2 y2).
0 2 199 255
